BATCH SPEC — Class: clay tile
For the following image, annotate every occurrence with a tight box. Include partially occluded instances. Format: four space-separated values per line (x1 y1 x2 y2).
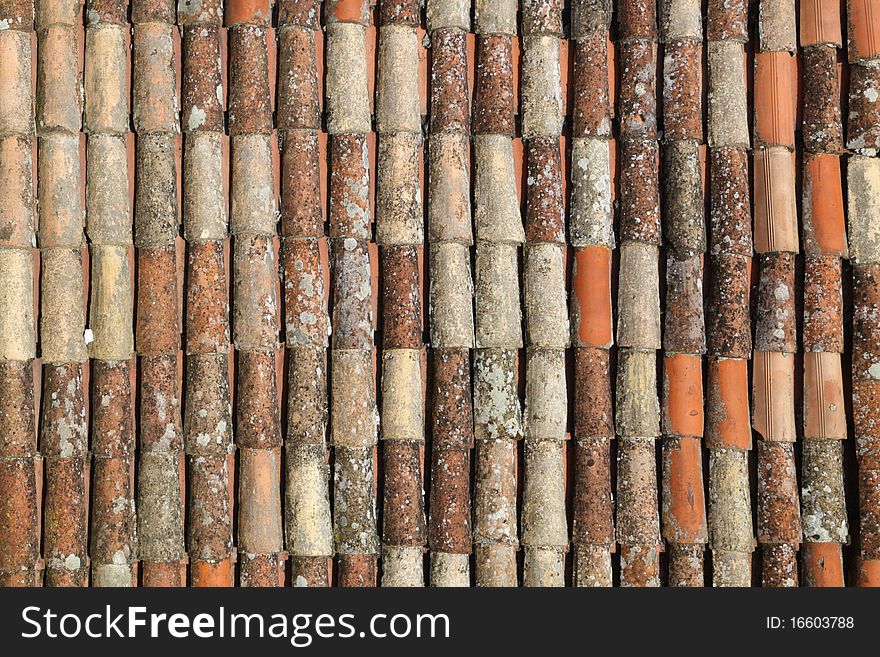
854 379 880 446
801 46 845 154
0 137 35 249
616 350 661 437
660 0 703 42
225 0 272 27
0 29 34 136
431 349 474 451
572 246 613 348
178 0 224 26
572 543 614 587
707 42 750 148
800 463 845 553
379 0 421 27
753 51 796 148
661 436 708 543
330 239 374 350
803 352 848 439
800 0 843 47
619 140 661 244
86 0 127 25
0 362 35 457
184 356 232 455
381 442 426 543
857 436 880 474
705 357 752 450
572 34 612 138
572 437 614 545
616 437 662 550
848 0 880 62
860 559 880 585
617 243 662 350
474 35 516 135
662 41 703 142
185 241 230 354
381 245 422 350
282 238 329 347
136 246 180 355
853 264 880 381
752 350 797 442
132 0 176 23
227 25 273 135
619 545 661 587
803 255 844 352
756 442 802 544
521 0 564 36
474 0 517 35
848 158 880 265
285 349 328 445
617 0 657 41
181 25 224 134
574 347 614 439
430 28 470 134
758 0 798 53
277 28 322 131
338 553 378 587
191 560 233 587
861 469 880 559
278 1 322 29
571 0 612 38
664 255 706 355
664 142 705 257
802 154 847 257
328 134 372 240
0 459 38 577
709 146 753 258
428 438 471 556
235 351 282 450
280 131 323 238
0 0 33 28
802 543 845 586
427 0 470 31
761 543 800 585
706 0 748 42
753 147 799 254
662 354 704 438
706 254 752 359
524 137 565 243
847 63 880 154
618 40 657 139
326 0 371 25
754 252 797 353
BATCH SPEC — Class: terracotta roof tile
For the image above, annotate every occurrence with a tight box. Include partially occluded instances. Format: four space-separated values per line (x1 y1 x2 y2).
4 0 880 589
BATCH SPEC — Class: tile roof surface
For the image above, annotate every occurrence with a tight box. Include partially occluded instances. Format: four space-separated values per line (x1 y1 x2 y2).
0 0 878 587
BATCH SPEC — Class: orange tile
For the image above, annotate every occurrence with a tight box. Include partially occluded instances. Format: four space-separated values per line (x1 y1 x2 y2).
752 351 797 443
859 558 880 586
663 354 704 439
663 436 707 542
803 352 848 440
803 154 847 256
225 0 271 27
802 542 845 586
573 246 612 348
326 0 369 24
848 0 880 60
800 0 843 47
706 358 752 450
753 147 799 253
754 51 796 148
